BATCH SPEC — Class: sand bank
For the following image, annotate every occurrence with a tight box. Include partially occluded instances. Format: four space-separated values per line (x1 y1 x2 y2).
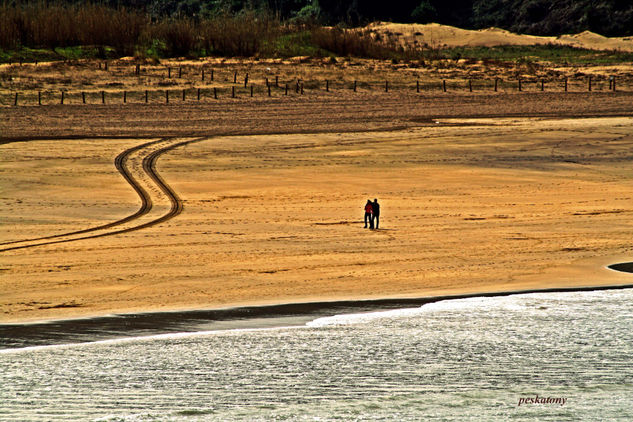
2 109 633 323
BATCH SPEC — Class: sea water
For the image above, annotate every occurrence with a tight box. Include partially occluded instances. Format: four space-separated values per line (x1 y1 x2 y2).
1 289 633 421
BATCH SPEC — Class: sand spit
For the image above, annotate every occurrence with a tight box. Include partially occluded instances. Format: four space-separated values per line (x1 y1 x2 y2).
2 111 633 322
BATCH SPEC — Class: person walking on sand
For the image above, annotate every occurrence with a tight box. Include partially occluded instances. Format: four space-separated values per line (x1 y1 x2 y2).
372 198 380 229
364 199 374 229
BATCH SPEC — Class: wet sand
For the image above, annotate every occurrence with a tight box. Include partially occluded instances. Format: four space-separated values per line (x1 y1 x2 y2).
2 93 633 324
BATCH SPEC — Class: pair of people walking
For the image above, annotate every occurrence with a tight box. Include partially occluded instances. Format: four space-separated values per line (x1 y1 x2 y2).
364 199 380 229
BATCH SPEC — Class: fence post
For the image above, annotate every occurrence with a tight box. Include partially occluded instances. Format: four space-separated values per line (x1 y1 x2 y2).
214 87 217 99
244 74 249 88
232 86 235 98
233 71 237 84
588 76 592 92
123 91 127 103
296 81 300 93
326 80 329 92
442 80 446 92
250 85 253 97
518 79 522 92
102 91 105 104
265 77 269 87
14 92 18 106
145 90 148 103
135 64 140 75
416 80 420 93
268 84 271 97
104 61 108 71
468 79 472 92
168 67 171 78
565 78 568 92
182 89 186 101
385 81 389 92
285 84 288 95
38 91 41 106
494 78 498 92
197 88 200 101
202 68 205 82
211 69 214 81
82 92 86 104
541 79 544 91
353 80 357 92
166 90 169 104
61 91 64 105
179 67 182 78
613 76 616 92
275 76 279 87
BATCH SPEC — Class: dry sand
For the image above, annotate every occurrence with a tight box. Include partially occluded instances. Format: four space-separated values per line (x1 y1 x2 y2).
2 96 633 322
368 22 633 52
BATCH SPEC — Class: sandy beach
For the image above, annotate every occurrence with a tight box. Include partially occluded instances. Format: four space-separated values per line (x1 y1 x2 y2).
2 89 633 323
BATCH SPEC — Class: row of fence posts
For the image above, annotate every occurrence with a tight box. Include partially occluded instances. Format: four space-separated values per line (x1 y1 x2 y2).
11 76 620 106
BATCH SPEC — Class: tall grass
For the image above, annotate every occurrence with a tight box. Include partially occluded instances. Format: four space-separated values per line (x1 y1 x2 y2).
1 2 281 58
310 27 430 61
0 2 146 55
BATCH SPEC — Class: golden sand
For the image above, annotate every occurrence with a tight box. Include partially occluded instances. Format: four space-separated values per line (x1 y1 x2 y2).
2 116 633 322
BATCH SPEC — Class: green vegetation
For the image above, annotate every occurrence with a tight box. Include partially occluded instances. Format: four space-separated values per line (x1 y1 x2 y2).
1 2 632 65
442 45 633 65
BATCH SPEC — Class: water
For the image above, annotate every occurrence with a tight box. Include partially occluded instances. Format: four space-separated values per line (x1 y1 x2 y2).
1 289 633 421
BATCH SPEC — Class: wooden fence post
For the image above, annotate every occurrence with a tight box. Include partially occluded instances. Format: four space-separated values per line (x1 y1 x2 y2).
233 71 237 83
197 88 201 101
416 80 420 93
168 67 171 78
442 80 446 92
166 90 169 104
275 76 279 87
123 91 127 103
588 76 592 92
285 84 288 95
232 86 235 98
250 85 253 97
268 84 271 97
518 79 522 92
104 61 108 71
182 89 186 101
244 73 249 88
326 80 329 92
60 91 64 105
353 80 357 92
202 68 205 81
14 92 18 106
102 91 105 104
211 69 214 81
468 79 472 92
145 90 148 103
38 91 41 106
385 81 389 92
135 64 140 75
541 79 544 91
613 76 616 92
494 78 498 92
82 92 86 104
178 67 182 78
564 78 568 92
214 87 217 99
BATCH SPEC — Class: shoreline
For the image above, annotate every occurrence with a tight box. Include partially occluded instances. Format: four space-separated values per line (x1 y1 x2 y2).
2 278 633 350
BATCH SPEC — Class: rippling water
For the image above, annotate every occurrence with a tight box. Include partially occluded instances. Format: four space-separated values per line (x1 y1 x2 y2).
2 290 633 421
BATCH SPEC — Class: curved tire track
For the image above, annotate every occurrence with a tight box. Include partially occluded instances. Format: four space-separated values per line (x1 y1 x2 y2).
1 137 204 253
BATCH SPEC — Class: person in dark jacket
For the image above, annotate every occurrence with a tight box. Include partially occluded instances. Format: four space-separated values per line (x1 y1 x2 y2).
372 198 380 229
364 199 374 229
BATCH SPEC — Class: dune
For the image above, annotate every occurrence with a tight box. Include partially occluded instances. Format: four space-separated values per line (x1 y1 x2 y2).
366 22 633 52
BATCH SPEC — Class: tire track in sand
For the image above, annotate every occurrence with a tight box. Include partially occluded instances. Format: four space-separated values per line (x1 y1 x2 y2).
0 137 205 252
